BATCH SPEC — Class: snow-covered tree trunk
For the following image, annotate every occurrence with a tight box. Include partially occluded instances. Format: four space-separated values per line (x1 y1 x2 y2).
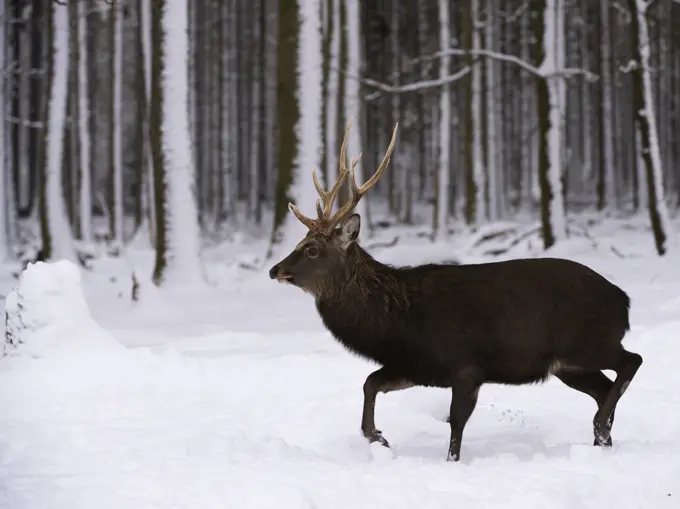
325 0 340 193
628 0 675 255
293 0 323 235
41 1 78 263
535 0 567 249
150 0 203 286
598 0 615 210
219 0 232 221
93 8 111 218
434 0 450 241
389 3 400 216
112 1 124 245
136 0 156 245
345 0 367 236
77 0 92 243
0 0 6 259
485 0 499 221
520 10 536 208
268 0 322 259
471 0 486 223
249 0 262 222
17 14 30 216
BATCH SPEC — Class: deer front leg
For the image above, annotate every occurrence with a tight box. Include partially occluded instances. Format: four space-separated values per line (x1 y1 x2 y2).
361 367 414 448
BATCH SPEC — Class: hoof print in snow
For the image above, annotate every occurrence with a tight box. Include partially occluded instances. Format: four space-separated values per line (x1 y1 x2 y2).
369 441 395 462
568 444 606 461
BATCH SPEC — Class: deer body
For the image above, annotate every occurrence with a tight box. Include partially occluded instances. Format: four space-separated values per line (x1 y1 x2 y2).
316 246 632 391
270 120 642 461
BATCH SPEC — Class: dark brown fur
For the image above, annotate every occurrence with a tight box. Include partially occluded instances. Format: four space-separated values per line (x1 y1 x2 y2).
270 214 643 461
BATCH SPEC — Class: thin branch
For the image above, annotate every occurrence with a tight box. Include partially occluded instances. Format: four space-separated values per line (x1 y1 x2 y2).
434 48 599 82
333 65 472 94
4 115 43 129
499 0 531 23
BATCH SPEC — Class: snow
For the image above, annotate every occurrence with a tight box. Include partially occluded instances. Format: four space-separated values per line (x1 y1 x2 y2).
44 2 78 263
160 0 204 285
1 221 680 508
3 260 123 358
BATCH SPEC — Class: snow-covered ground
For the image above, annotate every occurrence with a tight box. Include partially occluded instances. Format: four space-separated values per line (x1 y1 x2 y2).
1 220 679 509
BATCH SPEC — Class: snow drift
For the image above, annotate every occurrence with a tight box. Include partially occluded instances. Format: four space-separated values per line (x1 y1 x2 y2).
3 260 123 358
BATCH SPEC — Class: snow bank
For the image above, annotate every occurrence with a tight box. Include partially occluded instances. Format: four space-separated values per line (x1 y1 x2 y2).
3 260 123 358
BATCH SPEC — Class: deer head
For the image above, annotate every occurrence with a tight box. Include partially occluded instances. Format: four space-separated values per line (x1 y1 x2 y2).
268 120 399 296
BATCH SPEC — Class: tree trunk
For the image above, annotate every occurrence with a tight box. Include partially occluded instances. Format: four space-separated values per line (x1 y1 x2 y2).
325 0 339 190
150 0 203 285
268 0 301 255
434 0 450 241
345 0 366 232
268 0 323 258
75 0 92 243
485 0 499 220
41 1 78 263
534 0 567 250
111 0 124 245
628 0 674 255
0 0 7 259
598 0 615 210
471 0 485 223
463 0 477 225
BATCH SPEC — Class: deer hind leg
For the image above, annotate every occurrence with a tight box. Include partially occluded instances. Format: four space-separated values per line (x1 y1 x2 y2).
554 369 616 446
591 349 643 447
447 378 481 462
361 367 414 448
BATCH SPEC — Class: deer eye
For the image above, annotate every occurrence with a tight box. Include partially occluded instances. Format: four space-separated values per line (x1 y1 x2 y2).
305 246 319 259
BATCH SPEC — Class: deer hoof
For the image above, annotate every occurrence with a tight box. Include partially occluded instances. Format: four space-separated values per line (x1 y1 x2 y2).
594 436 613 447
364 429 390 448
593 424 613 447
446 451 460 462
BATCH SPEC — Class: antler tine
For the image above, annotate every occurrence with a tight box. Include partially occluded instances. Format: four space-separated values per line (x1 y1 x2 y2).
324 123 399 232
355 122 398 195
308 119 354 221
322 119 354 217
288 202 318 231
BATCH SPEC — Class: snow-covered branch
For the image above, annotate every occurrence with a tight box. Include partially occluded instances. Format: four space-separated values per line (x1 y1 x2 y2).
334 65 471 94
431 48 599 82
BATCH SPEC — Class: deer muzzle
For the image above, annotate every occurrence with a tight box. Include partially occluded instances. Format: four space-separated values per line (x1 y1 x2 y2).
268 264 292 282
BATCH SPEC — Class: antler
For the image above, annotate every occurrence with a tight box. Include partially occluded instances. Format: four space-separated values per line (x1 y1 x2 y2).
312 120 354 219
288 120 399 235
324 122 399 232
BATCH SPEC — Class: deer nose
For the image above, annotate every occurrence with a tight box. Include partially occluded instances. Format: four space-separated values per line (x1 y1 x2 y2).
268 264 280 279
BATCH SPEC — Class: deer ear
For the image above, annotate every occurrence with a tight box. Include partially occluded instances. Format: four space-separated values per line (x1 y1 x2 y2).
339 214 361 248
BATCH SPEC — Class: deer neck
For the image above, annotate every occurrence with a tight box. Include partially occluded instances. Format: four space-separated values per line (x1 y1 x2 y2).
315 245 409 323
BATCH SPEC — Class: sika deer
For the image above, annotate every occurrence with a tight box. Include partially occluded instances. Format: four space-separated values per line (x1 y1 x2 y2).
269 120 643 461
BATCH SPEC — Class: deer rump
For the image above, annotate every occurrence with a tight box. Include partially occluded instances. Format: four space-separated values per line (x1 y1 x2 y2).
270 119 642 461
